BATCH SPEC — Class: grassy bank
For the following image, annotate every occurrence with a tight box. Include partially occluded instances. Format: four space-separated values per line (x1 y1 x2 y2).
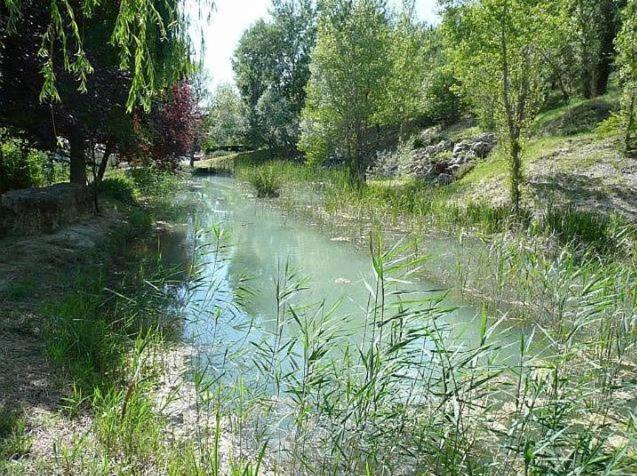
0 168 262 474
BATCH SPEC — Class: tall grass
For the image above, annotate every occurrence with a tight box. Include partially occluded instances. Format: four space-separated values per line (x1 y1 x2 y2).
232 154 636 259
179 226 637 474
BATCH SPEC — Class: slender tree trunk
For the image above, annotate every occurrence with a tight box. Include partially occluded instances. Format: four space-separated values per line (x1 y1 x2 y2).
96 143 114 183
509 135 523 214
500 0 522 215
626 91 636 153
349 125 367 186
69 131 87 185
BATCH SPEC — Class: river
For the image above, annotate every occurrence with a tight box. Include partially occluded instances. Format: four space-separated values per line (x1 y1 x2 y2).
156 175 525 389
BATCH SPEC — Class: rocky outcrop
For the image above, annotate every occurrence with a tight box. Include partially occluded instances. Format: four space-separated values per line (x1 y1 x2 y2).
0 184 94 236
411 132 497 183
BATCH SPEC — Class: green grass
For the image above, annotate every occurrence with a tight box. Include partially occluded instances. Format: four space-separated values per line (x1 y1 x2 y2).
240 163 282 198
0 408 31 463
0 276 38 301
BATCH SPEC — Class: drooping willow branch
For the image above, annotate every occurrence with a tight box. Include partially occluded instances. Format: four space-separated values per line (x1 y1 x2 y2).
2 0 213 111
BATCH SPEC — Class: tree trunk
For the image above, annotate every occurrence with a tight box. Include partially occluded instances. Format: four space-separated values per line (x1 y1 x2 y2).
509 135 523 215
594 0 619 97
96 143 114 183
626 92 636 154
69 131 87 185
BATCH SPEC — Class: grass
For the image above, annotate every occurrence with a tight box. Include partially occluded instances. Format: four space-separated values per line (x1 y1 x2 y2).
172 228 637 474
0 408 31 464
240 163 282 198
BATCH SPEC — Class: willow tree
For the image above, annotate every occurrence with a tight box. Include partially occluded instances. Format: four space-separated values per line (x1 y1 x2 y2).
617 0 637 153
0 0 205 184
444 0 562 213
300 0 391 184
1 0 207 110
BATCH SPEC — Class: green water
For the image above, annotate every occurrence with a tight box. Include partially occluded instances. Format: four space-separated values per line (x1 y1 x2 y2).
166 176 522 367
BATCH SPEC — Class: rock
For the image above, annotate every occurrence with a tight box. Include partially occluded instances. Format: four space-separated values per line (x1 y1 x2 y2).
433 162 450 174
471 141 494 158
417 126 443 146
435 173 455 186
453 141 472 156
0 184 94 236
476 132 497 143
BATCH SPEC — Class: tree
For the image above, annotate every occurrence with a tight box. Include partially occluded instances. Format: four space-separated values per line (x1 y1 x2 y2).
568 0 625 99
144 81 201 171
233 0 316 154
203 84 247 151
444 0 561 213
0 0 201 110
0 1 193 184
379 4 431 134
300 0 392 183
617 0 637 152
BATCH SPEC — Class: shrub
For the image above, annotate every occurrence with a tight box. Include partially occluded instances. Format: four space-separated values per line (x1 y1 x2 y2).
99 176 138 204
0 137 47 193
126 167 175 196
244 164 282 198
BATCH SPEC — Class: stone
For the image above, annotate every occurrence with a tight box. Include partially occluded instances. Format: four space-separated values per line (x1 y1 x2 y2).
435 173 454 186
453 141 472 156
0 183 94 236
471 141 495 158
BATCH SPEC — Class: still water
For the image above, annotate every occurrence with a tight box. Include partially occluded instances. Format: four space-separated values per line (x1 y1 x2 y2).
164 175 521 371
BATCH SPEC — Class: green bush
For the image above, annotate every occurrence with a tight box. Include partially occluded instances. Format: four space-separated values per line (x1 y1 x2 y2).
0 137 47 193
243 164 282 198
99 176 138 204
126 167 175 196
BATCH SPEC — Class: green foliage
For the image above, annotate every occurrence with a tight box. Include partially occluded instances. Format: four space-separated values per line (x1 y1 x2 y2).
126 167 176 197
443 0 564 212
0 137 47 193
534 98 618 137
379 9 429 128
2 0 200 110
203 84 247 152
300 0 392 182
98 176 138 205
233 0 316 153
616 0 637 152
43 285 120 392
241 163 282 198
0 408 31 462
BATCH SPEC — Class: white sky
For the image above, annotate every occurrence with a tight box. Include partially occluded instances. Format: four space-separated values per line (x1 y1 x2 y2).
188 0 440 90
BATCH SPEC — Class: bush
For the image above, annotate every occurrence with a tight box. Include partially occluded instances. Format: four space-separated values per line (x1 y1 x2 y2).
0 137 47 193
99 176 138 204
243 164 282 198
126 167 175 196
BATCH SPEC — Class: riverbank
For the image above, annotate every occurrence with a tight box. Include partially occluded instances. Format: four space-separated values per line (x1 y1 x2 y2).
0 170 246 474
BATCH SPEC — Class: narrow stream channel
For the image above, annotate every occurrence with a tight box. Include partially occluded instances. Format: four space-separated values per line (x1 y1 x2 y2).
162 175 523 379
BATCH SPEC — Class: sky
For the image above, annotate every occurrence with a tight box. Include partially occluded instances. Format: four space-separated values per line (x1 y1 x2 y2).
188 0 440 91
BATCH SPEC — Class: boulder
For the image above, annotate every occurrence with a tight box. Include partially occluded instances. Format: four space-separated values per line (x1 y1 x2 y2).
471 141 494 158
0 183 94 236
453 141 472 156
435 173 454 186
